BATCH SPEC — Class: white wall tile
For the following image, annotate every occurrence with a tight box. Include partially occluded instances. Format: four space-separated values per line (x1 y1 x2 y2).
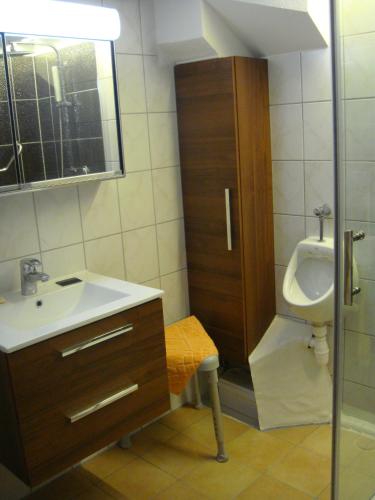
144 56 176 112
349 221 375 280
121 114 151 172
270 104 303 160
0 253 41 294
140 0 157 55
305 216 334 240
342 0 375 36
161 270 190 325
123 226 159 283
346 162 375 222
35 186 82 251
104 0 142 54
344 33 375 99
148 113 180 168
157 219 186 275
273 214 305 266
42 244 85 279
118 171 155 230
346 99 375 161
304 161 334 216
85 234 125 280
152 166 184 223
345 278 375 336
0 194 39 262
272 161 304 215
301 49 332 102
79 180 121 240
344 330 375 388
303 102 333 161
267 52 302 105
116 54 146 113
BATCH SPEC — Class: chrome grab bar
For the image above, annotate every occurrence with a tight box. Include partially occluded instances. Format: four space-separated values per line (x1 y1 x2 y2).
225 188 232 251
0 142 22 173
67 384 139 423
344 230 365 306
59 323 134 358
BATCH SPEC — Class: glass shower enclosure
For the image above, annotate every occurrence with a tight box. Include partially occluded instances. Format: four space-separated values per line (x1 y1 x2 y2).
332 1 375 498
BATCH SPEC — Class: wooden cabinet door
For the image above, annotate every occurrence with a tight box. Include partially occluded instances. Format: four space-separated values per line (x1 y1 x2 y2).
175 58 245 362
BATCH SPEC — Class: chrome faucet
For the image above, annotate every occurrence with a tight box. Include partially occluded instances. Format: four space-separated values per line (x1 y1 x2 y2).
313 204 331 242
20 258 50 296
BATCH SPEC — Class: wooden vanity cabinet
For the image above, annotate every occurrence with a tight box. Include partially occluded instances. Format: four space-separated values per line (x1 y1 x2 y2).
175 57 275 364
0 299 170 486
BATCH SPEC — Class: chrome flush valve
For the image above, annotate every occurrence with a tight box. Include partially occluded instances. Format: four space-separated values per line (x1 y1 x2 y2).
313 204 331 242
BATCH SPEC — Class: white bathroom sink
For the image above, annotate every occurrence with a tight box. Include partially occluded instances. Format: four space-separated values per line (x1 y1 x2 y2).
0 271 163 353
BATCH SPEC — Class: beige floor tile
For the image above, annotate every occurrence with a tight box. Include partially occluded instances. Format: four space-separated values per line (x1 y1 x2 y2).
182 414 249 450
269 447 331 496
153 480 207 500
81 447 137 480
318 485 331 500
237 474 313 500
159 405 210 432
76 485 115 500
102 457 175 499
300 425 332 458
29 469 92 499
130 421 178 455
182 459 260 500
227 427 294 472
267 425 319 445
141 433 211 478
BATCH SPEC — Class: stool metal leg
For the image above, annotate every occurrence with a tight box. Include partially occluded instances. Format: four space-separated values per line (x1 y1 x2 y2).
207 368 228 463
193 372 204 409
118 435 132 449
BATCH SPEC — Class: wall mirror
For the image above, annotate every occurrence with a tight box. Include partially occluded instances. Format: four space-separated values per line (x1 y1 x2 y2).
0 33 124 193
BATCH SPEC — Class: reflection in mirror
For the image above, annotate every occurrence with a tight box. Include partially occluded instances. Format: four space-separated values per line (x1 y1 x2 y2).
4 34 122 185
0 36 19 190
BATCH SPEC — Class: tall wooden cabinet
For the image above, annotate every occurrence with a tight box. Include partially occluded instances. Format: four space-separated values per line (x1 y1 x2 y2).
175 57 275 364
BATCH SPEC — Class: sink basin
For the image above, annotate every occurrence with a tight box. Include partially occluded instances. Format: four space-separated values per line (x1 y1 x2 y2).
0 271 163 353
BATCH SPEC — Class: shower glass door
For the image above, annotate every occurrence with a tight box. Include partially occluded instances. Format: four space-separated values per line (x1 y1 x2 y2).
333 1 375 498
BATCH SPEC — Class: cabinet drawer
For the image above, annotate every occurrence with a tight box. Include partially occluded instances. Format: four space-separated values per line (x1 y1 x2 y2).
6 299 170 484
8 299 164 417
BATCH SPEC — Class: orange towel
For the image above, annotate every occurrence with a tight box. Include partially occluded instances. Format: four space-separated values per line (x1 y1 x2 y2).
165 315 218 395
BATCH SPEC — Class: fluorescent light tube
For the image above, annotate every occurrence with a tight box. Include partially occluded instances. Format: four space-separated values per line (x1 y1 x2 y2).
1 0 121 41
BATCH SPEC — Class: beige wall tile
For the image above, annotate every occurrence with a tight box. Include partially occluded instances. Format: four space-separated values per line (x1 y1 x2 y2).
85 234 125 280
123 226 159 283
118 171 155 231
0 194 39 262
121 114 151 172
116 54 146 114
161 270 189 325
42 244 86 279
35 186 82 251
79 180 121 241
152 167 184 223
157 219 186 275
149 113 180 169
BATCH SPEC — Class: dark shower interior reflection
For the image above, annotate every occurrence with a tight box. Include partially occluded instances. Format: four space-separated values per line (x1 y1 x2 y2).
0 39 105 187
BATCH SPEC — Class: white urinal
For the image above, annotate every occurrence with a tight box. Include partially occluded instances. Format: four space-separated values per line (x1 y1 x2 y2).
283 237 358 366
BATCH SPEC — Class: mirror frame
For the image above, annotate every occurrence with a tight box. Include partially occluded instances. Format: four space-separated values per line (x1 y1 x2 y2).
0 34 125 194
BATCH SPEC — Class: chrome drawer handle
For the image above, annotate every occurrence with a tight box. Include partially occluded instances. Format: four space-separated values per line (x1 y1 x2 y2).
225 188 232 251
59 323 134 358
67 384 139 423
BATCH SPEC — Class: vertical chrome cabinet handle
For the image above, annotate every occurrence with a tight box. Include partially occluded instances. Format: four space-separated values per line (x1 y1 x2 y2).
344 230 365 306
225 188 232 251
